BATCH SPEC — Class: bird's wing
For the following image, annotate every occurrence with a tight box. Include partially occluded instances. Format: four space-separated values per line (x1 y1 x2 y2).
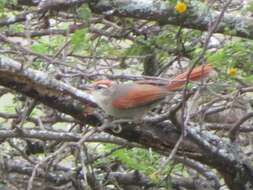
112 64 214 109
112 84 167 109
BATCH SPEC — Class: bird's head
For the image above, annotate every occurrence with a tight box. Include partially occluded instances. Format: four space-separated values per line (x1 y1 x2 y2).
88 79 115 103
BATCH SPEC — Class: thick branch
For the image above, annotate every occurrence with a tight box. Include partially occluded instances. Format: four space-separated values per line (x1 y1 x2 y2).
91 0 253 40
0 128 135 146
0 55 97 124
0 159 72 186
5 0 253 40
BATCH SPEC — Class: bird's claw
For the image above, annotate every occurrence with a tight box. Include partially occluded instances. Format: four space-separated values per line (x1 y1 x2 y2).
111 124 122 134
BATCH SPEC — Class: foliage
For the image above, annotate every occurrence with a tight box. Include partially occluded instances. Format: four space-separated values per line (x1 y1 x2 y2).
104 145 162 175
207 40 253 83
0 0 16 15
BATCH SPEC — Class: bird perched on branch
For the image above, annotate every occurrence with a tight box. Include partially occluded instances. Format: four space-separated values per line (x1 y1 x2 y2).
89 64 215 120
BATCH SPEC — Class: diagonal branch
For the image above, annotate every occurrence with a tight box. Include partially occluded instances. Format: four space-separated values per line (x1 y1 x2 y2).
0 55 97 123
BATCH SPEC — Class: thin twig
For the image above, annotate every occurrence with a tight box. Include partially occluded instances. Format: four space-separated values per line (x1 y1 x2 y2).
229 112 253 141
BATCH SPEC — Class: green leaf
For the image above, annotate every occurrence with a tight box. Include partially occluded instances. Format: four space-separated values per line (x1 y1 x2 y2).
104 145 169 176
71 29 90 51
32 42 49 54
246 1 253 12
0 0 17 14
78 4 92 20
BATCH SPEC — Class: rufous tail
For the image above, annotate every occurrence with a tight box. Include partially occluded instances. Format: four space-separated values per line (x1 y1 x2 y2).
167 64 214 91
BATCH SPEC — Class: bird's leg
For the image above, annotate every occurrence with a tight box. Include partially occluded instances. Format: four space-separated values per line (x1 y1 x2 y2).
98 117 133 133
112 118 146 129
112 119 134 124
98 117 111 131
99 117 145 133
111 119 135 133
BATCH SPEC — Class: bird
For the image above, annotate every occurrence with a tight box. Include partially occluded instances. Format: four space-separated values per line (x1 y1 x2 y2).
90 64 215 120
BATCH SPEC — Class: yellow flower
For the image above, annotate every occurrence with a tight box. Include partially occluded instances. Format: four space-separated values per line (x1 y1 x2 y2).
149 171 160 182
227 67 237 77
175 1 187 14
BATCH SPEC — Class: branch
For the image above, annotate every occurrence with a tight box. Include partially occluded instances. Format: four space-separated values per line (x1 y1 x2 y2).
6 0 253 40
0 159 72 186
107 171 216 190
0 12 27 27
0 158 216 190
0 55 97 123
0 128 137 146
228 112 253 141
91 0 253 40
38 0 87 12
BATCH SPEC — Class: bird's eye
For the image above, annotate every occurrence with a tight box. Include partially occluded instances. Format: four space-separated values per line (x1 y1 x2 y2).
95 84 109 90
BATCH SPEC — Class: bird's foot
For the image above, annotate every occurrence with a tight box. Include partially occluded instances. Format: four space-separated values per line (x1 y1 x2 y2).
99 118 143 133
98 119 132 133
112 119 134 124
111 119 134 133
113 118 147 128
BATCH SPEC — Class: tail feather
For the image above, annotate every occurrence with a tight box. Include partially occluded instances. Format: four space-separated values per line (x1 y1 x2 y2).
167 64 214 91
